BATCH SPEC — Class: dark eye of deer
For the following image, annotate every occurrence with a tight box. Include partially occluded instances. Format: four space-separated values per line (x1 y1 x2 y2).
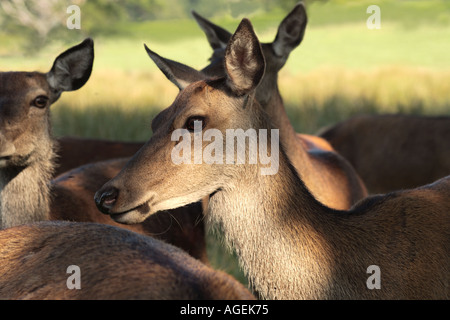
32 95 49 108
186 116 206 132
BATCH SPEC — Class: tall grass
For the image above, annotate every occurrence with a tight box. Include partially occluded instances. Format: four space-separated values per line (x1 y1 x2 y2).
51 66 450 140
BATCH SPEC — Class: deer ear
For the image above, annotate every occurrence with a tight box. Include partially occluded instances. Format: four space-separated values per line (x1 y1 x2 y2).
192 10 232 50
47 38 94 94
224 19 265 96
144 44 205 90
272 2 308 58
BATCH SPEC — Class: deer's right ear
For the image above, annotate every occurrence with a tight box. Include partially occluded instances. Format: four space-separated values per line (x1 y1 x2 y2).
192 10 232 50
272 2 308 58
224 19 265 96
144 44 205 90
47 38 94 94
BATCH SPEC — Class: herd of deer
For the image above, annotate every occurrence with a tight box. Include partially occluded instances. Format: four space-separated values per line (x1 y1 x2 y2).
0 3 448 300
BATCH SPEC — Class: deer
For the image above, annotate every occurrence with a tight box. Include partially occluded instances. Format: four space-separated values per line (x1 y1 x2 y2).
0 220 255 300
191 3 367 209
95 19 450 300
0 38 208 263
319 113 450 194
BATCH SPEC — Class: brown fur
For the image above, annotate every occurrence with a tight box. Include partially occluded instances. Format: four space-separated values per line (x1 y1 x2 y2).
320 114 450 194
0 221 254 300
96 20 450 299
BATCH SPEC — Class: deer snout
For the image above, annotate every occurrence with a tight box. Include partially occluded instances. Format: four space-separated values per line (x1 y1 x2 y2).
94 187 119 214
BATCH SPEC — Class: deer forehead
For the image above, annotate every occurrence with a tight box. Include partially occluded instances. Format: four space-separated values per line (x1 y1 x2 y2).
0 72 49 104
0 72 48 92
171 82 213 115
0 73 50 121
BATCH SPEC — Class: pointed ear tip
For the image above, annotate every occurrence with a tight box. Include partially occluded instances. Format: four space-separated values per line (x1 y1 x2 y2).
82 38 94 48
143 43 152 54
238 18 254 32
143 45 161 62
191 10 202 23
294 2 307 12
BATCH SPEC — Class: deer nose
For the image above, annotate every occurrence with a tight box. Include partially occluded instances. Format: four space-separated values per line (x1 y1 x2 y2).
94 187 119 214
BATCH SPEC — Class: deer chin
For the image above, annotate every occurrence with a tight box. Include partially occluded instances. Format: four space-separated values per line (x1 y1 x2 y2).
109 201 154 224
109 193 211 225
0 152 34 169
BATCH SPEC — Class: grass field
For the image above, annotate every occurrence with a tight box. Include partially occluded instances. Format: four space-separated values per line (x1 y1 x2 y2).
1 0 449 285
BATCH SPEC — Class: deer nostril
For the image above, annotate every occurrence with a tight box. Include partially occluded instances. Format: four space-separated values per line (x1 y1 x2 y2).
94 187 119 214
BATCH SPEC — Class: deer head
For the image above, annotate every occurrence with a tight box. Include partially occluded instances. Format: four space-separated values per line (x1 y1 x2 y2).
0 38 94 169
95 19 270 224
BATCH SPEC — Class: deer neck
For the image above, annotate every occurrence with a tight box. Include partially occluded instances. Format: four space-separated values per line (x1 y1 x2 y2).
0 142 56 229
259 80 311 166
206 144 337 300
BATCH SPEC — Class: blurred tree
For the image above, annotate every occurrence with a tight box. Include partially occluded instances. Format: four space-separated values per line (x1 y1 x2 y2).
0 0 320 52
117 0 163 20
0 0 86 45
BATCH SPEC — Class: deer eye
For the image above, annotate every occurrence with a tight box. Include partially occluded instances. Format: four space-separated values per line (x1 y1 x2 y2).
185 116 206 132
31 95 49 108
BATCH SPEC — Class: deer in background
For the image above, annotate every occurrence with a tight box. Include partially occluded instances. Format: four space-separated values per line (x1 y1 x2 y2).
0 39 208 263
191 3 367 209
54 137 143 177
95 19 450 299
319 114 450 194
0 221 254 300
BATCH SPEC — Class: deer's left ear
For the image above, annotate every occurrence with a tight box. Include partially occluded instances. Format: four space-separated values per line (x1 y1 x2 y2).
47 38 94 94
192 10 232 50
224 19 265 96
144 44 205 90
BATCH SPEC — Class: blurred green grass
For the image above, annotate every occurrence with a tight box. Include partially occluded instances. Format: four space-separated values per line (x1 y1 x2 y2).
1 0 450 286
